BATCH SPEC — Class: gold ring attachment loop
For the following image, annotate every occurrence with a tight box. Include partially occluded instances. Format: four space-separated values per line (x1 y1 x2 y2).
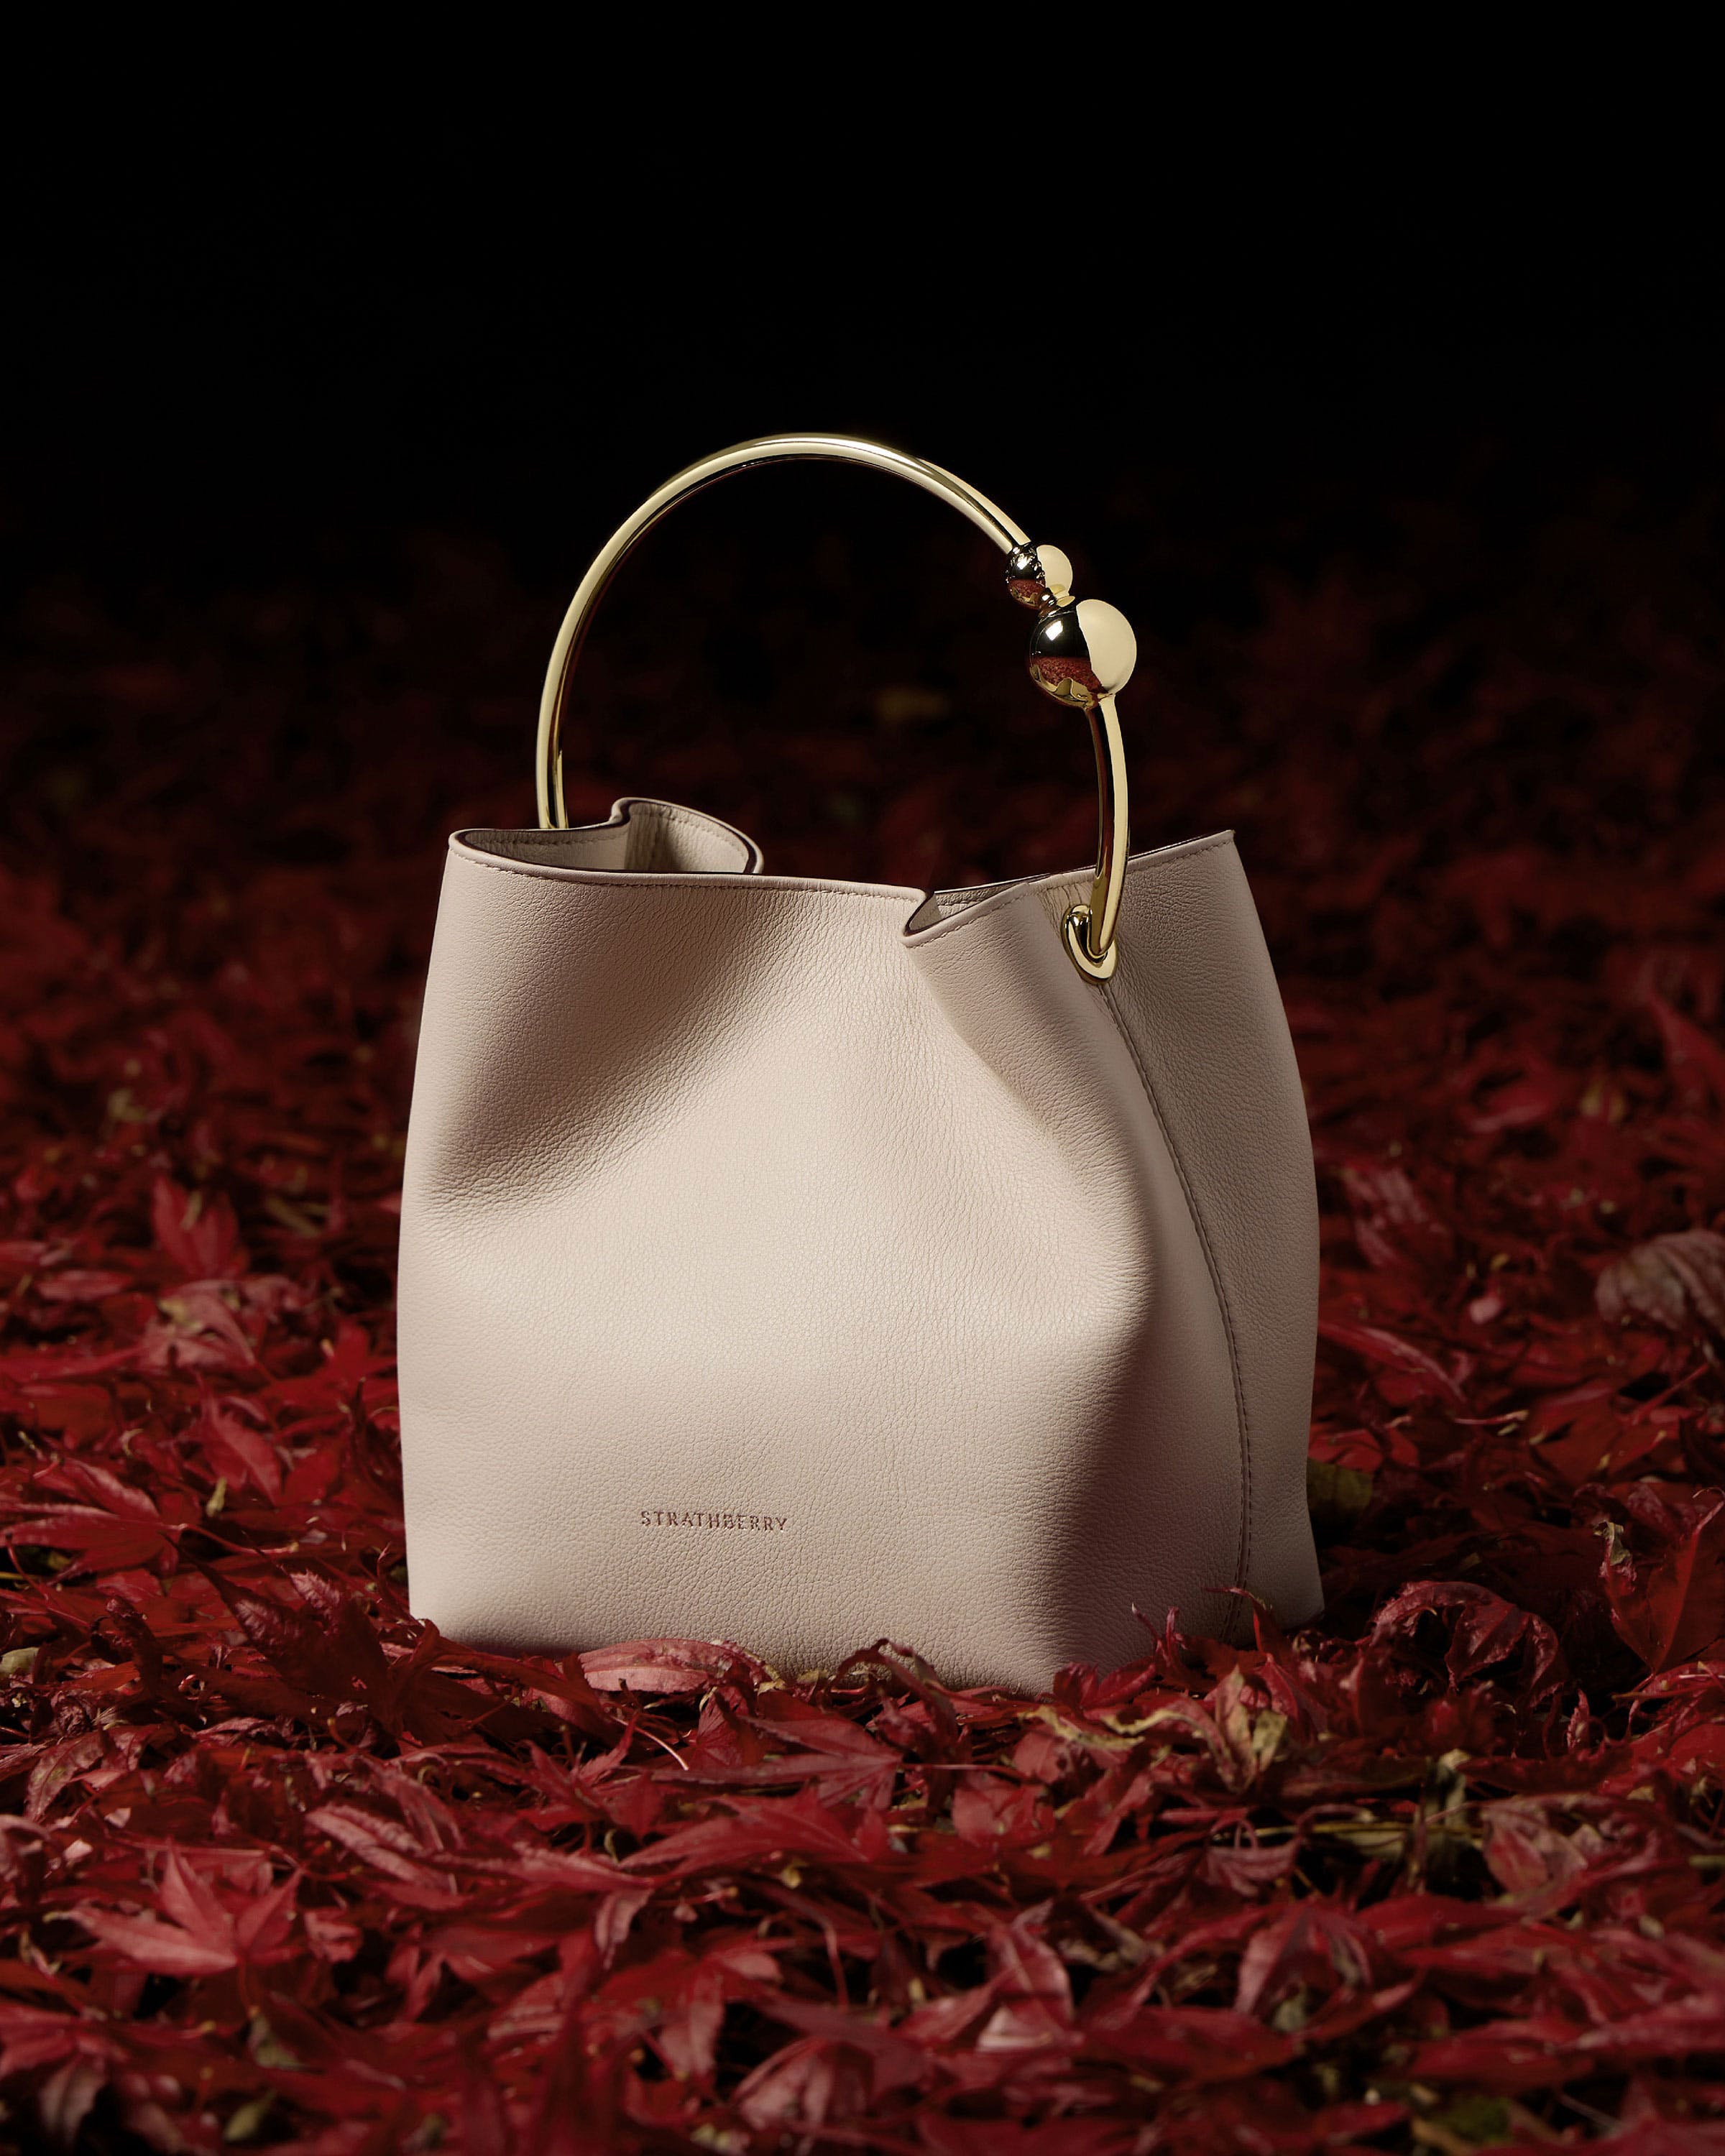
537 433 1133 982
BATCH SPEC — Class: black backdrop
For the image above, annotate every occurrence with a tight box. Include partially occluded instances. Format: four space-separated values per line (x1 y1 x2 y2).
8 167 1723 594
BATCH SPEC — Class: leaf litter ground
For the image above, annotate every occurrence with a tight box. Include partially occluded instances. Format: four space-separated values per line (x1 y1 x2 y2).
4 487 1725 2152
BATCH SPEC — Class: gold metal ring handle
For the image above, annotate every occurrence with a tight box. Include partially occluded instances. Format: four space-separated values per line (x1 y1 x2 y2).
537 433 1134 981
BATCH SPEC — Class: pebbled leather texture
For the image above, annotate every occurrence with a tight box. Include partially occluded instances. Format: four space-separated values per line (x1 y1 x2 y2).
397 798 1322 1691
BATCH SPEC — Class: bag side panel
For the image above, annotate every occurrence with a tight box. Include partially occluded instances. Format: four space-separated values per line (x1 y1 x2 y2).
1095 838 1322 1625
906 895 1246 1669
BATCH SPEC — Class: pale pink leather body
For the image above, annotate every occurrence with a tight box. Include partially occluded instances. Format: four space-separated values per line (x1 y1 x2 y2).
396 798 1322 1691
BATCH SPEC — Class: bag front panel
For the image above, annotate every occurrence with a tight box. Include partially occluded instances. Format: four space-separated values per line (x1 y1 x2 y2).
396 827 1246 1689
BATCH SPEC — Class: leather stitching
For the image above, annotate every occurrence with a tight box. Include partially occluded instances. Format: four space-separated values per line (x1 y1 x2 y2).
637 801 753 855
480 831 610 849
1100 980 1255 1646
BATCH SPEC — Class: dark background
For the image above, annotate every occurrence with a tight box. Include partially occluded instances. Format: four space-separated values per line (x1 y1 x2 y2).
10 157 1721 579
10 222 1721 558
4 160 1722 893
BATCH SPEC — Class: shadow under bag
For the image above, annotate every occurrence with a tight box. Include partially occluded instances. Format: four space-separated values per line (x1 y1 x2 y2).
396 436 1322 1692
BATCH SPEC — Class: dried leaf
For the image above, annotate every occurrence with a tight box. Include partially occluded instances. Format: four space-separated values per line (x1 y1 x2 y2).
1597 1229 1725 1337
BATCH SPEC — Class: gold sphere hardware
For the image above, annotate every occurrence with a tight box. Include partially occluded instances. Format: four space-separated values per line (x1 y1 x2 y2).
1005 540 1075 612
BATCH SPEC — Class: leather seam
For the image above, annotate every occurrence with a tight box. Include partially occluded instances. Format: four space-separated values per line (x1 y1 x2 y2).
451 849 914 903
1100 982 1254 1643
454 829 1238 918
907 877 1050 946
464 808 755 873
906 833 1239 950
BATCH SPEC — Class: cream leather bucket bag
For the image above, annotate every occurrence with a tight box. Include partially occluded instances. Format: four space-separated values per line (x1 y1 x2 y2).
397 437 1322 1692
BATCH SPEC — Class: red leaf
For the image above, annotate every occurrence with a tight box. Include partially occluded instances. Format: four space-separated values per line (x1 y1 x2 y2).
733 2036 874 2132
1369 1580 1569 1708
197 1396 285 1501
1088 2002 1294 2083
150 1176 249 1280
1601 1492 1725 1670
1643 992 1725 1110
1317 1319 1467 1404
75 1907 236 1976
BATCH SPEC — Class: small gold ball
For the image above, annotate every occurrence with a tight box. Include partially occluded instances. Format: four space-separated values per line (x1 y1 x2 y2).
1005 542 1074 611
1026 598 1136 705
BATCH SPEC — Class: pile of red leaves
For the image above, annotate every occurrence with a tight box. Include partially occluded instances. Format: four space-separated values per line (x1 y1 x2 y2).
4 482 1725 2153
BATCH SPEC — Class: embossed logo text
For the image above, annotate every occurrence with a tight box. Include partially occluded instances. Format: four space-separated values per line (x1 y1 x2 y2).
641 1510 788 1531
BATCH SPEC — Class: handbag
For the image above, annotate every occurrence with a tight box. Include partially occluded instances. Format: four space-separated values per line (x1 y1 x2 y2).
397 436 1322 1691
